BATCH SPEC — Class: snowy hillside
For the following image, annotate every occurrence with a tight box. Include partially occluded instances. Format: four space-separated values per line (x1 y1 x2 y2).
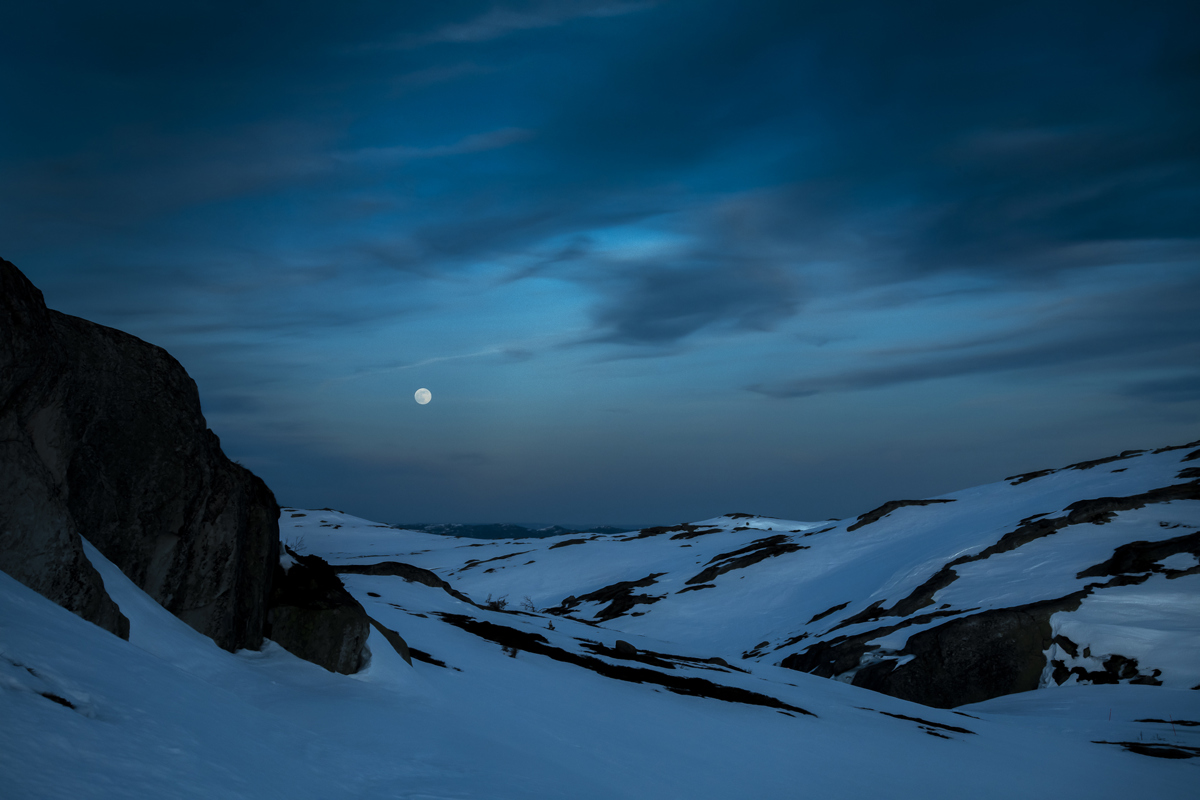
3 443 1200 798
297 440 1200 704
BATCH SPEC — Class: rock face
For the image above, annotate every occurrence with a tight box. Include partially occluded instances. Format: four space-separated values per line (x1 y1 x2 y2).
0 257 278 652
266 551 371 674
847 604 1060 708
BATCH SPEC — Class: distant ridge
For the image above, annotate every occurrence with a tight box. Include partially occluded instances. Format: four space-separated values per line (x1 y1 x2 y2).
393 522 646 540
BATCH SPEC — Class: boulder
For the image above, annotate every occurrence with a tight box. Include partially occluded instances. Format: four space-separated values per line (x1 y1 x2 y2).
266 551 371 674
0 257 278 652
850 605 1057 708
614 639 638 657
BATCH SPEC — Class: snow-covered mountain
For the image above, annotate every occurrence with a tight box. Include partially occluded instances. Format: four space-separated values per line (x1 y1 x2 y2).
3 442 1199 798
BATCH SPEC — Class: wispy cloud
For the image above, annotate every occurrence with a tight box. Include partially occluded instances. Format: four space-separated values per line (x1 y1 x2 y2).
401 2 660 47
749 280 1200 399
390 62 493 91
327 348 506 385
322 342 550 387
335 128 533 165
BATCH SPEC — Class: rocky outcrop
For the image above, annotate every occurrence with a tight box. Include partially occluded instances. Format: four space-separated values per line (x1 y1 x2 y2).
334 560 476 606
549 573 666 621
1 261 130 638
846 498 955 532
0 257 278 652
849 603 1062 708
266 551 371 674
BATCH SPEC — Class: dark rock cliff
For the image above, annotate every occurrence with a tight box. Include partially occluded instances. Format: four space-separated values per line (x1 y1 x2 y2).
0 257 279 652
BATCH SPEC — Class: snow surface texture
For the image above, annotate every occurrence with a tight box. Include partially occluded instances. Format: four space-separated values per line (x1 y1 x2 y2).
3 445 1199 798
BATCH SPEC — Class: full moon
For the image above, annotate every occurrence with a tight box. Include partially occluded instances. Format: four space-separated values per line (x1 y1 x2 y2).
414 387 432 405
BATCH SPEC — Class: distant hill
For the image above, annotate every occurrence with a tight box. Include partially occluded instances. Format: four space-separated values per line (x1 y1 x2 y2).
392 522 644 539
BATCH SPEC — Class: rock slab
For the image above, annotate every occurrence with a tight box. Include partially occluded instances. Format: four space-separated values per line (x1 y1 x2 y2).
267 551 370 674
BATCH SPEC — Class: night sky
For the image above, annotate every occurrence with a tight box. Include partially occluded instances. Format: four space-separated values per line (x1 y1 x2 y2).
3 1 1198 525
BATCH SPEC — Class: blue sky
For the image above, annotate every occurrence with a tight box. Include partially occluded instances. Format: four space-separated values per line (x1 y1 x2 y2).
3 1 1197 524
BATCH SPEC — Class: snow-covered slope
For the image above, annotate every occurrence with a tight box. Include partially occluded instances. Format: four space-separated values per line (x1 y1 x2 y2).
295 440 1200 705
3 442 1199 798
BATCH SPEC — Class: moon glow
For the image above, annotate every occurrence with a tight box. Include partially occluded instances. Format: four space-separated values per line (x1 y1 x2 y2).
414 388 432 405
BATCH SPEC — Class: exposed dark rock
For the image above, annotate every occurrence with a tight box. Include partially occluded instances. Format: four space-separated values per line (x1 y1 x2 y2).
0 460 129 639
676 583 716 593
829 568 961 631
548 538 588 549
781 606 973 679
458 550 533 571
668 525 723 540
552 573 666 621
580 640 745 672
846 499 955 532
685 535 805 585
1006 469 1056 486
878 711 976 735
1051 634 1079 658
1152 439 1200 454
40 692 75 709
408 647 452 669
623 523 695 540
1076 530 1200 579
1094 741 1200 759
435 613 814 716
849 602 1069 708
1051 654 1162 686
366 615 412 666
333 561 476 606
783 638 878 678
0 258 277 651
266 552 370 674
807 601 850 625
787 558 1175 707
1067 451 1145 471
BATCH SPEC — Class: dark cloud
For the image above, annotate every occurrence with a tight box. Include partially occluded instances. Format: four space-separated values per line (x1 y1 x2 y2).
530 0 1200 277
1123 374 1200 404
584 262 800 346
751 278 1200 399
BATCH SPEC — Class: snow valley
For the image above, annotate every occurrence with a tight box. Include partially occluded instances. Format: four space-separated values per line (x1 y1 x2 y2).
3 442 1199 799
